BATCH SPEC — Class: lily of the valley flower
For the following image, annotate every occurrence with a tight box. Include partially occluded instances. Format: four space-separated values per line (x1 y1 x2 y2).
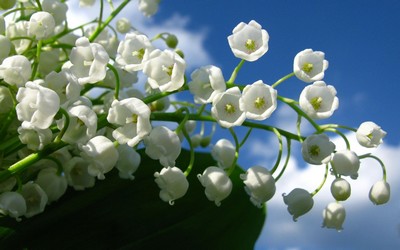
240 166 276 208
0 191 26 221
143 49 186 92
107 97 152 147
116 18 131 34
188 65 226 104
21 182 48 218
144 126 181 168
116 145 141 180
138 0 160 17
80 136 119 180
63 157 95 190
294 49 329 83
283 188 314 221
356 121 387 148
211 138 236 169
0 55 31 87
322 202 346 231
154 166 189 205
35 167 68 204
369 180 390 205
16 80 60 130
330 178 351 201
239 80 277 120
68 37 109 85
27 11 55 40
299 81 339 120
331 150 360 179
227 20 269 62
211 87 246 128
197 166 232 206
17 126 52 151
42 0 68 26
301 134 335 165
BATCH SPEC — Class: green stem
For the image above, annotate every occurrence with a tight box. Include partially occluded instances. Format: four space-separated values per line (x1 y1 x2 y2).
226 128 239 176
239 127 253 148
107 63 120 100
31 40 43 80
319 124 357 132
89 0 131 42
271 72 295 88
227 59 245 86
311 163 329 196
274 138 291 182
322 128 351 150
54 108 70 143
359 153 387 181
270 128 283 175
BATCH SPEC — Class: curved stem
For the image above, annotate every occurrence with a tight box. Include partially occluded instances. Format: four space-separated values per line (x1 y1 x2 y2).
270 128 283 175
239 127 253 148
322 128 351 150
107 63 120 100
226 127 240 176
54 108 70 143
359 153 387 181
311 163 329 197
227 59 245 86
274 138 291 182
271 72 295 88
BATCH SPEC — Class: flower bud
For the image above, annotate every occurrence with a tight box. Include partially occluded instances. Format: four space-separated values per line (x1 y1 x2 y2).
283 188 314 221
154 166 189 205
322 202 346 231
330 178 351 201
369 180 390 205
116 18 131 34
28 11 56 40
165 34 178 49
36 168 68 204
116 145 141 180
331 150 360 178
211 139 235 169
197 167 232 206
240 166 276 207
0 0 16 10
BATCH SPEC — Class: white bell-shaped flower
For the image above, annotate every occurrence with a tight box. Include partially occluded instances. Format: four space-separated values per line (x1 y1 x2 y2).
138 0 159 17
299 81 339 120
43 70 82 106
0 55 31 87
283 188 314 221
16 80 60 130
116 145 141 180
301 134 335 165
227 20 269 62
239 80 277 120
197 166 232 206
69 37 110 85
107 97 152 147
322 202 346 231
116 18 131 34
294 49 329 83
211 138 236 169
211 87 246 128
331 150 360 179
21 182 48 218
154 166 189 205
80 136 119 180
36 167 68 204
0 35 11 62
116 31 154 72
143 49 186 92
240 166 276 208
330 178 351 201
356 121 386 148
79 0 95 7
144 126 181 168
7 21 32 54
188 65 226 104
42 0 68 25
28 11 55 40
85 26 118 58
369 180 390 205
57 104 97 145
0 191 26 221
18 126 53 151
64 157 95 190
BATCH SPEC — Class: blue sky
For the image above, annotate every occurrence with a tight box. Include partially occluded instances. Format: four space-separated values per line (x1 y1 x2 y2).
69 1 400 249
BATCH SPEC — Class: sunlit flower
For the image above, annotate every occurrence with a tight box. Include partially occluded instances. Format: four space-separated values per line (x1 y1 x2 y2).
301 134 335 165
322 202 346 231
154 166 189 205
80 136 119 180
107 97 152 147
28 11 55 40
211 87 246 128
143 49 186 92
17 126 53 151
356 121 386 148
369 180 390 205
330 178 351 201
6 21 31 54
239 80 277 120
0 55 31 87
211 138 236 169
240 166 276 207
294 49 328 83
331 150 360 179
188 65 226 104
116 18 131 34
138 0 160 17
283 188 314 221
197 166 232 206
299 81 339 120
42 0 68 25
227 20 269 61
116 145 141 180
144 126 181 168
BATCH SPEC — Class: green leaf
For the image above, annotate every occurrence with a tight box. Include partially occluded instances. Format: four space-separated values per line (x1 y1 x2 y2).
0 149 266 250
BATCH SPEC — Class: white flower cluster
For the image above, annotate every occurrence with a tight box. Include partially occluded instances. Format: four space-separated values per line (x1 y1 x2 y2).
0 1 389 235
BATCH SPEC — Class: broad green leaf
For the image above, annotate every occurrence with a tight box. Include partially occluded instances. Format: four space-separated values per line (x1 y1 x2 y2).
0 149 266 249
